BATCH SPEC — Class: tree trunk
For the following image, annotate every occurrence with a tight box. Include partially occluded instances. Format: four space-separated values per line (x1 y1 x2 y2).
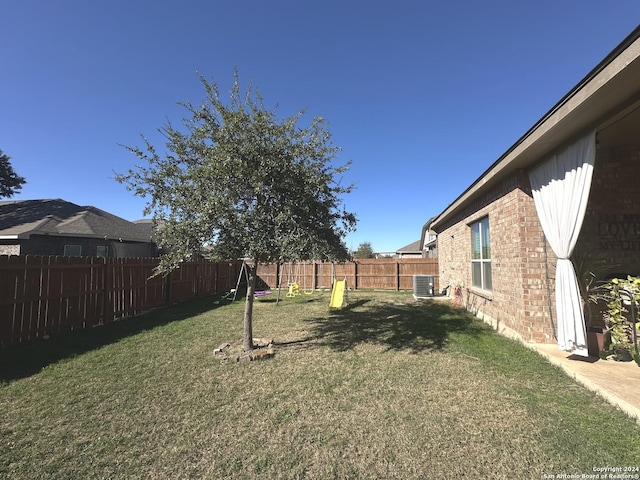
243 260 257 352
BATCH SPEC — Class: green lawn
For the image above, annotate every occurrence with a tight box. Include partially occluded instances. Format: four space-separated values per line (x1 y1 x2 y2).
2 290 639 479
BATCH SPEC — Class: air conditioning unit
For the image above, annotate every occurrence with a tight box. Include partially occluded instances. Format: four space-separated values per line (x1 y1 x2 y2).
413 275 434 299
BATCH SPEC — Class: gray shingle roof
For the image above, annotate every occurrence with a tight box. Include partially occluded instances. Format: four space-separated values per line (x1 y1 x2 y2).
396 239 422 252
0 199 152 242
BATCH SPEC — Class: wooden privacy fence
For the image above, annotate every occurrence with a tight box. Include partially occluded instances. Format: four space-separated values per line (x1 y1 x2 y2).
1 256 438 347
256 258 439 292
0 256 243 348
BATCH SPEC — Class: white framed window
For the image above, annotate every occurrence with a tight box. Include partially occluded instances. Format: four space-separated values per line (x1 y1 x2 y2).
64 245 82 256
471 217 491 291
96 245 108 257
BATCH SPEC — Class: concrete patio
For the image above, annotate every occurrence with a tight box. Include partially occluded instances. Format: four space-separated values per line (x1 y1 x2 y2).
531 343 640 423
467 302 640 423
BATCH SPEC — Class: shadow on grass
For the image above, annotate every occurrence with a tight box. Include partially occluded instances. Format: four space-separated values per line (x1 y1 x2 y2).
0 294 228 383
306 298 489 353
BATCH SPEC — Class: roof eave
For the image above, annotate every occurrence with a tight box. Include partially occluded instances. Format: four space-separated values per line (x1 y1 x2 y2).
431 26 640 232
26 231 153 243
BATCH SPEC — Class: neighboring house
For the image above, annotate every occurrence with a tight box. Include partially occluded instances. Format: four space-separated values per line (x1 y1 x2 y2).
396 240 423 258
420 217 438 258
430 26 640 356
133 218 155 238
0 199 157 257
394 218 438 259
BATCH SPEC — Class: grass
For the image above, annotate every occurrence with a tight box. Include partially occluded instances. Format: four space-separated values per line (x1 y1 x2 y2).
1 290 639 479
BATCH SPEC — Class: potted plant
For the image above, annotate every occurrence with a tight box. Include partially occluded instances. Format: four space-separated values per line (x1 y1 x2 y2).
571 246 610 357
600 276 640 365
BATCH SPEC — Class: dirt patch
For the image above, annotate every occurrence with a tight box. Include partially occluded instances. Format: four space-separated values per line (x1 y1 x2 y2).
214 338 275 363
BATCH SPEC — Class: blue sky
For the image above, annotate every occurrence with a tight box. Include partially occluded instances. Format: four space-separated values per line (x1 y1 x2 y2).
1 2 639 253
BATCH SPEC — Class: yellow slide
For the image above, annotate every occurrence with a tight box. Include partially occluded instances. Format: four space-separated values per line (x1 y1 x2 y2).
329 279 346 308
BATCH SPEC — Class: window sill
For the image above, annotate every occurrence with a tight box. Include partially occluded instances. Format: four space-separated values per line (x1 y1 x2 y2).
468 287 493 301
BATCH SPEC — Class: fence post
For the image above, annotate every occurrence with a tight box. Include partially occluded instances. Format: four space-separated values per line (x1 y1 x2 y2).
103 257 110 325
312 261 317 290
353 261 358 290
396 260 400 291
165 270 172 306
195 258 200 298
214 261 219 294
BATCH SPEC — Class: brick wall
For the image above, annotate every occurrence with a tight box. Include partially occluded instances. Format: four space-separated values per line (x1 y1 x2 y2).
578 144 640 277
436 170 557 343
436 143 640 344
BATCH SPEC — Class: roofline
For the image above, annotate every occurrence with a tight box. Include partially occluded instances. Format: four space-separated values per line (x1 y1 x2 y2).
431 25 640 232
0 231 154 243
420 216 437 247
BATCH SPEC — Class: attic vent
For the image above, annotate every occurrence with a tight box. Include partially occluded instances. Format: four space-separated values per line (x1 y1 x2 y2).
413 275 434 299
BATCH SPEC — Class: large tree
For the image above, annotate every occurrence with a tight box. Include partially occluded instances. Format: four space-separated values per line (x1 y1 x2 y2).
116 71 357 351
353 241 375 259
0 150 26 198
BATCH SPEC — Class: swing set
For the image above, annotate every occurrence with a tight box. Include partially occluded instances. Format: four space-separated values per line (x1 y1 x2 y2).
224 260 272 302
224 260 346 308
276 260 338 304
282 262 314 298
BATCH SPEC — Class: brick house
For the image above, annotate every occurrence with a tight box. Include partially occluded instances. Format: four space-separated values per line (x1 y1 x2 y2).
430 26 640 354
0 199 157 257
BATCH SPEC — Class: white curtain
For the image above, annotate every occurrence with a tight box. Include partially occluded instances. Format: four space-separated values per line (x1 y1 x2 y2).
528 131 596 357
